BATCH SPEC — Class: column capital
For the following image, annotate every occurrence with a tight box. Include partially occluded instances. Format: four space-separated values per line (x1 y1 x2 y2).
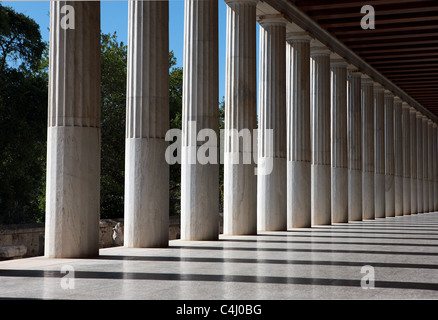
257 14 288 26
286 31 312 43
330 53 347 67
310 39 330 55
361 74 373 86
416 111 423 118
402 101 410 110
394 96 403 104
409 106 417 114
373 82 385 92
384 89 393 98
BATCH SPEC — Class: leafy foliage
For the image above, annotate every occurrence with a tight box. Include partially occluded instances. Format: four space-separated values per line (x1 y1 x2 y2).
0 4 47 224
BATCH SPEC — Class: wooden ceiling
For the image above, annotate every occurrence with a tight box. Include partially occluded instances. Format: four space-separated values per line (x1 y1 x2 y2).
292 0 438 116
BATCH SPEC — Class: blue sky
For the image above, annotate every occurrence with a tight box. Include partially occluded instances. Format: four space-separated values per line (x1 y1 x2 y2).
2 0 260 101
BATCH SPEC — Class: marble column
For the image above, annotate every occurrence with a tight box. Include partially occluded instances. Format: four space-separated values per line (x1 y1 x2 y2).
428 120 434 211
433 123 438 211
330 56 348 223
402 102 411 215
361 75 374 220
181 0 219 240
286 31 312 228
384 91 395 217
223 0 258 235
124 0 169 248
409 107 417 214
374 83 385 218
347 68 362 221
393 97 403 216
45 1 101 258
422 116 429 212
416 112 424 214
310 42 331 226
257 15 287 231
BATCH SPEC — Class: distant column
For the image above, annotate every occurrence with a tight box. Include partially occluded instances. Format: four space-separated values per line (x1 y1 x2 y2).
433 123 438 211
310 41 331 225
181 0 219 240
402 102 411 215
223 0 258 235
257 15 287 231
45 1 101 258
416 112 424 213
347 68 362 221
393 97 403 216
361 75 374 220
422 116 429 212
330 56 348 223
428 120 434 211
384 90 395 217
374 83 385 218
124 0 169 248
409 107 417 214
286 31 312 228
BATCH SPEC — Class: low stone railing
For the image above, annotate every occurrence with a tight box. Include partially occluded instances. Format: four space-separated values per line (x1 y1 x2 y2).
0 215 223 259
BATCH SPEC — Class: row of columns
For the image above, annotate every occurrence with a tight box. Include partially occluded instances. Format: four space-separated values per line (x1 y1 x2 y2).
45 0 438 258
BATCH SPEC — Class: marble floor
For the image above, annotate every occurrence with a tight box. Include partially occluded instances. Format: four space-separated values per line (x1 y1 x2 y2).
1 212 438 300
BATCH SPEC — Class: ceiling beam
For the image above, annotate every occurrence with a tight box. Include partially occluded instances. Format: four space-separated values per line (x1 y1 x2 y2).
263 0 438 122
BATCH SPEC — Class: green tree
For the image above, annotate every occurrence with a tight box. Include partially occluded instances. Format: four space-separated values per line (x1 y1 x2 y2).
0 4 48 224
100 32 127 219
100 31 184 219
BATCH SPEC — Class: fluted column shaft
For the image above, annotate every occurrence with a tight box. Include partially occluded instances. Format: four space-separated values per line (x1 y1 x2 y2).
416 113 424 213
361 76 374 220
394 98 403 216
45 1 101 258
181 0 219 240
422 117 429 212
409 107 417 214
311 45 331 225
124 0 169 248
330 59 348 223
374 84 385 218
347 71 362 221
257 16 287 231
402 102 411 215
384 91 395 217
223 0 258 235
286 33 311 228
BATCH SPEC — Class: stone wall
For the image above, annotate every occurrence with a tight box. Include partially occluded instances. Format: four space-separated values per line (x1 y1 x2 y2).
0 215 224 259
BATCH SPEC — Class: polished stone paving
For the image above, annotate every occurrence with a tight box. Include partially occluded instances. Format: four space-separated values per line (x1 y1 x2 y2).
1 212 438 299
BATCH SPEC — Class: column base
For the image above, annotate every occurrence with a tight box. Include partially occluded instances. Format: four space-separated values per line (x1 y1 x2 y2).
311 164 331 226
362 171 375 220
288 160 311 228
394 175 403 216
375 173 385 218
385 174 395 217
258 157 287 231
223 154 257 235
348 169 362 221
45 126 100 258
124 138 169 248
331 167 348 223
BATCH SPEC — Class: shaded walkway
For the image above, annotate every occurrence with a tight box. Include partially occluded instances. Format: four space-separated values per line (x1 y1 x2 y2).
1 212 438 299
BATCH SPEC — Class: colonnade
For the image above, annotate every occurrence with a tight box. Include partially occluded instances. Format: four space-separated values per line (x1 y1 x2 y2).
44 0 438 258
